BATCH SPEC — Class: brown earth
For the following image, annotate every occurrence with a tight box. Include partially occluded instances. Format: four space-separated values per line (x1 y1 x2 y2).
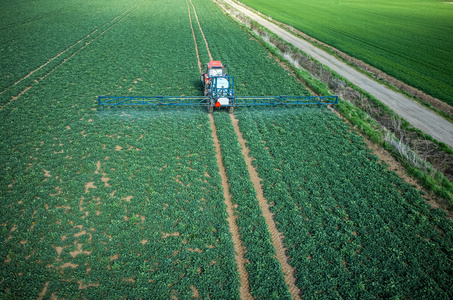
208 114 252 299
230 114 301 299
187 1 252 296
189 0 213 61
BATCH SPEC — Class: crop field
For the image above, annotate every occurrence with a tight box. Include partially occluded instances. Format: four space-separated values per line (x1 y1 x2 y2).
239 0 453 106
236 107 453 298
1 0 452 298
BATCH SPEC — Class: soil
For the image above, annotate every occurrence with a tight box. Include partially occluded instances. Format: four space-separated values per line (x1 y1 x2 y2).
37 282 49 300
84 182 96 193
208 114 252 299
189 0 213 61
78 280 99 290
230 114 301 299
191 285 200 298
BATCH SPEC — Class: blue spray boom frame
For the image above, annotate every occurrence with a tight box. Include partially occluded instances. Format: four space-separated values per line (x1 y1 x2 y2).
97 61 339 111
97 95 339 107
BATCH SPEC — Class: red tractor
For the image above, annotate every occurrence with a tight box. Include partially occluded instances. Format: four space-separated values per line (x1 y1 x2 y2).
202 61 234 113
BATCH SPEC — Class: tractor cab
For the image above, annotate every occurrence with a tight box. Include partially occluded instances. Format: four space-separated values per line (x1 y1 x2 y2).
206 60 224 78
202 61 227 85
208 67 223 77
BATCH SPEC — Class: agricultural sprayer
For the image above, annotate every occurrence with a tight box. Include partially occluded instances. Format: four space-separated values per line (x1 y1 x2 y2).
97 61 338 112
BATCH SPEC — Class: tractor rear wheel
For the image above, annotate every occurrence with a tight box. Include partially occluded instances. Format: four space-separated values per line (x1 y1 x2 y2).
228 106 234 114
208 106 213 114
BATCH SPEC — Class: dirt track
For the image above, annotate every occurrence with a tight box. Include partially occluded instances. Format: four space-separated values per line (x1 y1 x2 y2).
224 0 453 149
187 1 252 297
230 114 301 300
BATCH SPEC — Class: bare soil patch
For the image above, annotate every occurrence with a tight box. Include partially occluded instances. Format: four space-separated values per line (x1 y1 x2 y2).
37 281 49 300
84 182 97 193
191 285 200 298
78 280 99 290
162 232 180 239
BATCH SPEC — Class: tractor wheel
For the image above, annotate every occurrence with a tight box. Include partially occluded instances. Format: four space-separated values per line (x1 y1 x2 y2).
208 106 213 114
228 106 234 114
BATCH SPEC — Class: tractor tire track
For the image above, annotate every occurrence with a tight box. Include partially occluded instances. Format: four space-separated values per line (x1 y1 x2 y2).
186 0 203 74
186 1 252 298
188 0 213 61
189 0 299 296
208 114 252 300
0 1 142 111
230 114 302 300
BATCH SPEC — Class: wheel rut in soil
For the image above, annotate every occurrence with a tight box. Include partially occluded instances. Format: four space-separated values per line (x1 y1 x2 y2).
186 1 252 298
188 0 213 61
208 114 252 300
230 114 302 300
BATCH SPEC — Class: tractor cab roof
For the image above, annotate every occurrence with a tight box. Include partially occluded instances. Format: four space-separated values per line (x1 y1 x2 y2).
208 61 223 68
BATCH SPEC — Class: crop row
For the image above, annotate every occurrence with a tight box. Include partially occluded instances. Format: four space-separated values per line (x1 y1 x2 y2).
213 112 291 298
236 106 453 298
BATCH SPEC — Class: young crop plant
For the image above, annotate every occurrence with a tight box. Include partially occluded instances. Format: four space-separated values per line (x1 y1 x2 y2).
235 106 453 298
213 111 291 299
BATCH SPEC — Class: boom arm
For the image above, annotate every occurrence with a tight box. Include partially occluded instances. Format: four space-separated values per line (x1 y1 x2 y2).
97 95 338 107
235 95 338 106
97 95 209 106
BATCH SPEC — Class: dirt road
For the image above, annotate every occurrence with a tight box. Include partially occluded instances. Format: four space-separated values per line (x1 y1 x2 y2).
224 0 453 149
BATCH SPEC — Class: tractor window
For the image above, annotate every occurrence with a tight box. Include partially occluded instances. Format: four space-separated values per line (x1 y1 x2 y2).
208 67 223 77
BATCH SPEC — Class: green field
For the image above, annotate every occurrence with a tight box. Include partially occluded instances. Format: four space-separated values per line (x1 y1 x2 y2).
1 0 452 298
240 0 453 106
236 106 453 298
